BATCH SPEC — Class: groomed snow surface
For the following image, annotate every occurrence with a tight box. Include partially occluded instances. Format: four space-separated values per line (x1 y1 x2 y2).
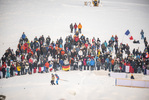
0 0 149 100
0 71 149 100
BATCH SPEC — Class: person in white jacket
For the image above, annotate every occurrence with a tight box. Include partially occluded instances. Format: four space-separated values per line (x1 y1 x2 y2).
78 59 83 71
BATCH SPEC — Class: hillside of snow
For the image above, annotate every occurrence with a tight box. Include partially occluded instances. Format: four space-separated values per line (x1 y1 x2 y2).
0 0 149 100
0 71 149 100
0 0 149 57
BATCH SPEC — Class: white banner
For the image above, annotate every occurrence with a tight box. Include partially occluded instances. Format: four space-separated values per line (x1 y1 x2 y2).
147 70 149 75
125 66 129 73
110 72 127 78
115 78 149 88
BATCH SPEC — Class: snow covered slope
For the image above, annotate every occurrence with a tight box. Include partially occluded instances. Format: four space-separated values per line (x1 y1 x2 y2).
0 0 149 57
0 0 149 99
0 71 149 100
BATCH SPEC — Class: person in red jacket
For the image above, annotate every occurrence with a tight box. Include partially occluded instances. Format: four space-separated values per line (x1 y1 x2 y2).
24 42 28 54
45 62 49 73
0 66 2 79
2 62 7 68
74 23 77 33
2 62 7 78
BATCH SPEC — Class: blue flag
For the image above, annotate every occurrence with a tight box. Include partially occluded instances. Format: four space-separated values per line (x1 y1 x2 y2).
125 30 130 36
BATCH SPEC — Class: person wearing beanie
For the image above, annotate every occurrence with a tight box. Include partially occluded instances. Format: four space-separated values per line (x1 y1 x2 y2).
51 74 55 85
130 74 135 79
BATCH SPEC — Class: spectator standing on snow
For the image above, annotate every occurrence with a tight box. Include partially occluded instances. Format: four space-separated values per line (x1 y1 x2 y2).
6 66 10 78
140 30 144 39
70 23 73 33
115 35 118 43
78 23 82 33
90 58 95 71
0 66 2 79
86 58 90 70
46 36 51 46
83 58 87 70
45 61 49 73
29 57 33 74
105 57 110 71
96 58 101 70
22 32 26 41
78 59 83 71
17 62 21 75
74 23 77 33
25 62 29 74
2 66 6 78
2 62 7 78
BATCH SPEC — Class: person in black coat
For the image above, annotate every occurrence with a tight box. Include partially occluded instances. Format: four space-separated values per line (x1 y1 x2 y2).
46 36 51 46
70 23 73 33
10 63 15 77
2 67 6 78
130 74 135 79
53 59 58 71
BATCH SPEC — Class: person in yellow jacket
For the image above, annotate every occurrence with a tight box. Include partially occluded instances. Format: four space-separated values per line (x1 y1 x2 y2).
51 74 55 85
17 62 21 75
78 23 82 33
97 49 101 57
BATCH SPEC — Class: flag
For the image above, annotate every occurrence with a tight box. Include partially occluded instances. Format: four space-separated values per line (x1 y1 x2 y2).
125 30 134 40
62 64 70 71
125 30 130 36
129 36 133 40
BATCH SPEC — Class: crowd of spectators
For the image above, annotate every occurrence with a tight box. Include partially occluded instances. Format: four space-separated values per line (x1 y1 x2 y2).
0 25 149 79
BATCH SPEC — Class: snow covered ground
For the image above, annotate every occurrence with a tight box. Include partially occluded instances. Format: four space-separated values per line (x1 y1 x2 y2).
0 0 149 57
0 71 149 100
0 0 149 100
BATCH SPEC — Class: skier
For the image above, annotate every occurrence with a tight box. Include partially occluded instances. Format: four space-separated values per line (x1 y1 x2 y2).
70 23 73 33
51 74 55 85
55 74 59 85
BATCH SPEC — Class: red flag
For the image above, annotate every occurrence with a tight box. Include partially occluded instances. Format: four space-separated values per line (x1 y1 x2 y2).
129 36 133 40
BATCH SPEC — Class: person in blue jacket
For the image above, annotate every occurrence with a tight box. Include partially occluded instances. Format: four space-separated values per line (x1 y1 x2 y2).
104 41 108 48
105 57 110 71
6 67 10 78
86 58 90 70
59 59 64 70
90 58 95 71
140 30 144 39
22 32 26 40
55 74 59 85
